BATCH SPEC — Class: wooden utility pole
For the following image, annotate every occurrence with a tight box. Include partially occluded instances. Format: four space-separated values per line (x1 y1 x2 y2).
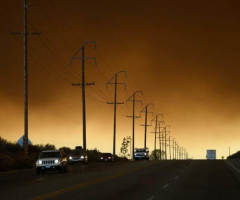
158 122 162 160
127 91 143 159
154 115 158 160
163 127 167 160
169 135 171 160
157 120 164 160
151 114 163 160
72 42 96 151
107 71 126 158
175 141 177 160
172 138 175 160
23 0 28 155
140 104 153 149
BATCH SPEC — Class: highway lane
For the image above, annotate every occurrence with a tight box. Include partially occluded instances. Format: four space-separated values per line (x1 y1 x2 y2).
0 160 189 200
148 160 240 200
1 160 239 200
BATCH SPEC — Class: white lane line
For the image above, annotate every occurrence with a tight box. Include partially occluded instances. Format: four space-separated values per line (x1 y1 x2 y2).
174 175 179 180
146 195 155 200
162 183 170 190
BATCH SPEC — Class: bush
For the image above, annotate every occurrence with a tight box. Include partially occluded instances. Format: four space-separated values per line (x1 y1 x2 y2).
0 137 57 171
227 151 240 160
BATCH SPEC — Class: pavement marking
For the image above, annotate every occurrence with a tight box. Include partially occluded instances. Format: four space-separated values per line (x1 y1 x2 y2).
162 183 170 190
174 175 179 180
32 162 154 200
147 195 155 200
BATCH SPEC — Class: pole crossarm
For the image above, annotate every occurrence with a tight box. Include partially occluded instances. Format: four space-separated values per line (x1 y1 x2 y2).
127 115 141 118
107 102 124 104
72 82 95 86
11 32 41 35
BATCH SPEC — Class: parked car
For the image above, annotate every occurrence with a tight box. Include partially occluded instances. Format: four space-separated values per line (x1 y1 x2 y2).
35 150 68 174
99 153 113 162
134 148 149 160
68 149 88 164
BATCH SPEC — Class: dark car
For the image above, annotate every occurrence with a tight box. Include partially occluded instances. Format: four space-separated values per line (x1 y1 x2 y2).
67 149 88 164
99 153 113 162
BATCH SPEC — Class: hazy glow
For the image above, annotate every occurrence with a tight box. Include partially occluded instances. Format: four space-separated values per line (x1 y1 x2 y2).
1 0 240 159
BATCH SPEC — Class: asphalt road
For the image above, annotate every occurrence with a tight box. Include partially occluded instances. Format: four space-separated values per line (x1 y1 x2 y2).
0 160 239 200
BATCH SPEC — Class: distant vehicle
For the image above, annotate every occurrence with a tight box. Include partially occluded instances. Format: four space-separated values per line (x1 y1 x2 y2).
35 150 68 174
134 148 149 160
99 153 113 162
206 150 216 160
68 147 88 164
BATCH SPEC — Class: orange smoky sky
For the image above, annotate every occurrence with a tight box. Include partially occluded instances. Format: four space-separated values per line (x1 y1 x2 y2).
1 0 240 159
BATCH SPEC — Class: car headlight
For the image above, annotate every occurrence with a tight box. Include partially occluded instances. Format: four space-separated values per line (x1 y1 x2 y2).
54 159 59 164
69 156 72 160
80 155 84 159
38 160 42 165
100 157 103 159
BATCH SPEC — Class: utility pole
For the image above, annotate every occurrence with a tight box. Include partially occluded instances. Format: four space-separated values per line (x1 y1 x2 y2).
13 0 40 155
23 0 28 155
172 138 175 160
180 147 182 160
140 104 153 149
154 116 158 160
163 127 167 160
107 71 126 158
169 135 171 160
158 122 162 160
126 91 143 160
176 142 178 160
157 120 165 160
158 122 161 160
72 41 96 151
151 114 163 160
176 143 179 160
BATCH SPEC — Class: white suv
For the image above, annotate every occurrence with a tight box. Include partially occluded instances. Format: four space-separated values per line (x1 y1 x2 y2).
36 150 67 174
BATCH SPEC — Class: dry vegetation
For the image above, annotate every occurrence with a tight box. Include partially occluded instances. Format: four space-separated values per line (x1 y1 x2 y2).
0 137 127 172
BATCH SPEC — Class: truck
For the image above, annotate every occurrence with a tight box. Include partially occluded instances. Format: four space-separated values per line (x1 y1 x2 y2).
134 148 149 160
206 149 216 160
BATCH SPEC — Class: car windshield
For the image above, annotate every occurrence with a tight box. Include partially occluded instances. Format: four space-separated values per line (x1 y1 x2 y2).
39 152 61 158
72 151 83 155
135 149 145 152
102 153 112 157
